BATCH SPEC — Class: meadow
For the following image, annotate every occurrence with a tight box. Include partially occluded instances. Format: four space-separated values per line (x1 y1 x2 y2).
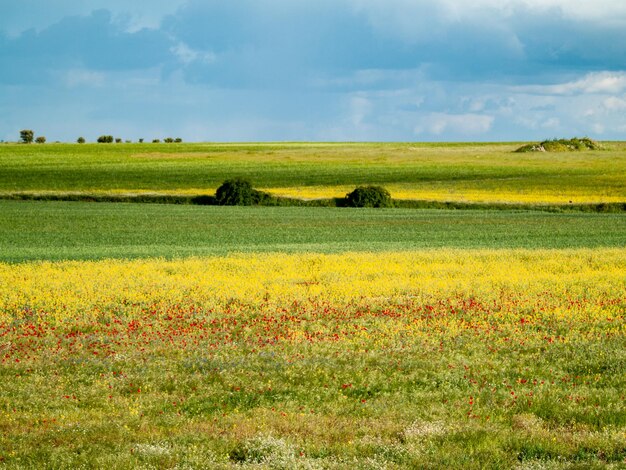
0 142 625 468
1 141 626 204
1 250 625 468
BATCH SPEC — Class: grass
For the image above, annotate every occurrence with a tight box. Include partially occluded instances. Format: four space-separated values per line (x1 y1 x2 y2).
1 141 626 204
0 200 625 261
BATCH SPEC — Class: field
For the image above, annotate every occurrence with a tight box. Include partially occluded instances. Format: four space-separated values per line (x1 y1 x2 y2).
1 142 626 204
1 201 625 262
0 142 625 468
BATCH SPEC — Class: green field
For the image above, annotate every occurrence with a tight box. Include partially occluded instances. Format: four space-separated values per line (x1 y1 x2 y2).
0 200 625 262
1 142 625 204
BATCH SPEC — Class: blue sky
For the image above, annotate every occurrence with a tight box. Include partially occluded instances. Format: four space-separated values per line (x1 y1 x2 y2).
2 0 626 142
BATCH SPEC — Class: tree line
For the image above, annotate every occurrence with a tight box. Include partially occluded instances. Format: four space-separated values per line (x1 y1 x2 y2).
18 130 182 144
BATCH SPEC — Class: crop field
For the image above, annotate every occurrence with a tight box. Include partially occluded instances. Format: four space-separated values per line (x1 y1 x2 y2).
1 201 625 262
0 142 625 468
1 142 626 204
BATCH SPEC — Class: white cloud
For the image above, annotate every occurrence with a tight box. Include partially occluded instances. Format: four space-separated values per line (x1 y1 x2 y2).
415 113 494 136
602 96 626 111
352 0 626 24
170 42 216 65
515 72 626 96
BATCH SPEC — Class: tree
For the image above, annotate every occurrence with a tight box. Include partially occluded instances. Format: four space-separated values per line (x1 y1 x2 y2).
20 130 34 144
346 186 392 208
97 135 114 143
35 136 46 144
164 137 174 143
215 179 263 206
77 137 86 144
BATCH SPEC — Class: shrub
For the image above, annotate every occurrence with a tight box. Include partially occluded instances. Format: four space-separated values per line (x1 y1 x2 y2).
346 185 392 208
115 138 122 143
19 130 34 144
515 137 601 153
97 135 114 143
77 137 85 144
138 138 144 143
35 136 46 144
215 179 268 206
175 138 182 143
164 137 174 143
152 139 160 143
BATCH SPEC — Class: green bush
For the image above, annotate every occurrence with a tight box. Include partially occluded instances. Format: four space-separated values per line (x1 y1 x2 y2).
97 135 114 143
77 137 85 144
215 179 268 206
346 186 392 208
35 136 46 144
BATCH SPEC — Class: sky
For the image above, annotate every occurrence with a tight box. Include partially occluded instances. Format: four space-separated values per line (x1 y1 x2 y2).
1 0 626 142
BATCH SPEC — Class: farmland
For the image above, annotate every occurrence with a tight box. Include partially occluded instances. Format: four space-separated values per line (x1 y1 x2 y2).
1 142 626 204
0 201 625 262
0 142 625 468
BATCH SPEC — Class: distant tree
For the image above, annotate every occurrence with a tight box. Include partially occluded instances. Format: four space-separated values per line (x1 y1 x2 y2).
77 137 86 144
164 137 174 143
152 139 160 143
346 186 392 208
115 138 122 143
97 135 114 143
35 136 46 144
125 140 131 143
215 179 267 206
175 138 182 143
138 138 144 143
20 130 34 144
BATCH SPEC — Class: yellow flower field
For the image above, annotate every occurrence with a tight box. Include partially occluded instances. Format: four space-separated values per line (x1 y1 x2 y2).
2 249 625 324
1 249 625 467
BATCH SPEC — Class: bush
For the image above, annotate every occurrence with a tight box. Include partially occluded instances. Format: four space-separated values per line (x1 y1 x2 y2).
346 186 392 208
164 137 174 143
35 136 46 144
215 179 268 206
138 138 144 143
152 139 160 143
115 138 122 143
97 135 114 143
20 130 34 144
515 137 601 153
175 138 182 143
77 137 85 144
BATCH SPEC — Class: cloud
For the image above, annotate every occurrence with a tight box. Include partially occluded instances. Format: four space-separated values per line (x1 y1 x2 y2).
415 113 494 136
2 1 626 141
515 72 626 96
0 0 188 36
602 96 626 111
0 10 174 84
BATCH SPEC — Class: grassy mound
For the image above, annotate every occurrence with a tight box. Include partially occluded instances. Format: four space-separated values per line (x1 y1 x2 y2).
515 137 601 153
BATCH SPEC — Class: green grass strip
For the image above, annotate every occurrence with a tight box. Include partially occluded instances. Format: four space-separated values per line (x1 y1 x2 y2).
1 200 624 262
